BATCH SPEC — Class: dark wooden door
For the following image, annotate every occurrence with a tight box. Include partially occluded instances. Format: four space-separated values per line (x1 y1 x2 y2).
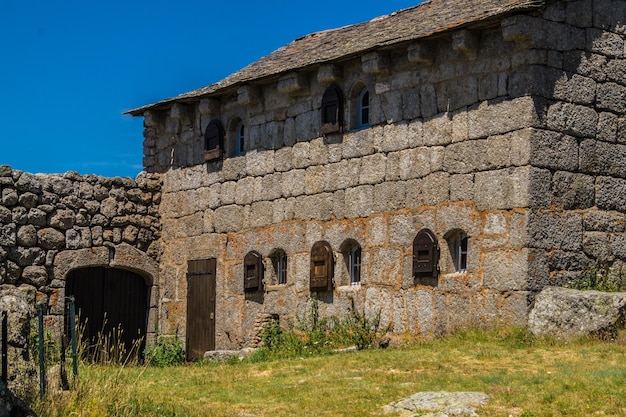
186 259 216 359
66 267 148 359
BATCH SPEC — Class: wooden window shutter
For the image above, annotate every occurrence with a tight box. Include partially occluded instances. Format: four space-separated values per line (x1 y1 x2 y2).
244 251 264 291
204 120 224 161
412 229 440 278
321 85 344 134
310 241 334 291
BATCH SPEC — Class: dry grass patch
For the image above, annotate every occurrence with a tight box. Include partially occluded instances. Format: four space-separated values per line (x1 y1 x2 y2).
32 328 626 417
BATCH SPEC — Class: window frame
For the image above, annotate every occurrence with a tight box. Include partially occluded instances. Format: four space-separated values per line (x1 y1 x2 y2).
310 240 334 292
235 121 246 156
454 233 468 273
204 119 224 162
243 250 264 292
412 228 440 280
321 84 344 134
357 88 370 128
271 249 288 285
349 245 362 285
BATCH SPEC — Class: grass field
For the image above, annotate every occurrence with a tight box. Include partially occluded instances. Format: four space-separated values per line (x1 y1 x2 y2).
33 328 626 417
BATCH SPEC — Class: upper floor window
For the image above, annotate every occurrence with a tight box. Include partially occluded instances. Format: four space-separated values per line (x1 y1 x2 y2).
235 121 246 156
204 119 224 162
321 85 344 134
271 249 288 285
358 88 370 128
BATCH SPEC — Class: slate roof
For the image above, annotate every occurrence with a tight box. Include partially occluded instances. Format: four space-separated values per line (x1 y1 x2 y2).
127 0 544 116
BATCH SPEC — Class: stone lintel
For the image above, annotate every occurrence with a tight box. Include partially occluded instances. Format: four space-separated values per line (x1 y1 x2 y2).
452 29 479 59
170 103 185 120
362 52 389 74
143 111 158 128
407 42 433 65
199 98 220 116
317 65 343 83
277 72 308 94
237 85 260 106
501 15 534 44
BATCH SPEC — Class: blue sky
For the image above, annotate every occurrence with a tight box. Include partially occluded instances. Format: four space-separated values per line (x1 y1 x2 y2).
0 0 422 178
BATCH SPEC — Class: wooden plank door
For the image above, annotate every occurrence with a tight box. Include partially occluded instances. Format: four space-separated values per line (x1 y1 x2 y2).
186 259 216 360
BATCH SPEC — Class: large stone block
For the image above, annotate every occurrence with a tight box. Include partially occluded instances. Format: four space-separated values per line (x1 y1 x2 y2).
529 286 626 340
597 82 626 113
580 139 626 177
245 150 275 177
552 171 595 209
293 193 333 221
474 167 549 210
373 181 407 213
527 209 583 251
343 186 374 219
482 248 529 291
583 209 626 232
377 122 409 153
468 97 538 139
214 205 244 233
596 176 626 212
530 129 579 170
547 102 598 138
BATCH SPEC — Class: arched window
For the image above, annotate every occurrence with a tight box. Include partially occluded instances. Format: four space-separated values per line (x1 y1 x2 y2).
235 121 245 156
271 249 288 285
204 119 224 161
244 250 264 292
349 244 362 285
358 88 370 128
310 241 334 291
446 230 468 273
321 85 344 134
412 229 440 280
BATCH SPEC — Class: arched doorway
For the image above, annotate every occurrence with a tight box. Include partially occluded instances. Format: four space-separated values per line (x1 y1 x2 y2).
66 267 149 361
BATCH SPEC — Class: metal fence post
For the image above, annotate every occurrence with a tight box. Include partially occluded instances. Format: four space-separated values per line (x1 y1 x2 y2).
37 304 45 399
1 311 7 385
67 296 78 377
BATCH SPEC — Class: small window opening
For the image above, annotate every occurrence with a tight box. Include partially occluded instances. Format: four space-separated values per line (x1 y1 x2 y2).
271 250 288 285
412 228 440 281
358 89 369 128
321 85 344 134
244 250 264 291
236 121 245 156
349 245 362 285
310 240 334 292
454 233 468 273
204 119 224 161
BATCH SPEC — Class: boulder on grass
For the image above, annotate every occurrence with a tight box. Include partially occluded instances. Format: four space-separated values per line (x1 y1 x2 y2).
529 286 626 340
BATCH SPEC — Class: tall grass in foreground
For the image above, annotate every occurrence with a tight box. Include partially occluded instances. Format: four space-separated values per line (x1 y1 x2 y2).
32 327 626 417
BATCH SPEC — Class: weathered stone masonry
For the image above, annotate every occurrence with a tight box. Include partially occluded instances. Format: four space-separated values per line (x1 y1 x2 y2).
0 167 161 395
130 0 626 350
2 0 626 390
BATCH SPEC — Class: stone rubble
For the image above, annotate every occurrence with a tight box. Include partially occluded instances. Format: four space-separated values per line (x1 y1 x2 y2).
383 391 489 417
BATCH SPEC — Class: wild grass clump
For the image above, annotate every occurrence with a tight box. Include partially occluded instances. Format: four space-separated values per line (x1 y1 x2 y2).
250 297 384 361
144 335 186 367
567 260 626 292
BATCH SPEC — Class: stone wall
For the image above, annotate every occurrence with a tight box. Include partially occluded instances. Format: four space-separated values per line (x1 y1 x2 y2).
502 0 626 285
147 18 542 349
0 166 161 394
143 0 625 351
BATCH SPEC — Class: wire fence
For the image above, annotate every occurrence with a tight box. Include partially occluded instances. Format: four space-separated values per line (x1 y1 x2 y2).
0 298 78 399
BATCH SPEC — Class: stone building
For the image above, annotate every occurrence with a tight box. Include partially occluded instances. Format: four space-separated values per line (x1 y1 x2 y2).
125 0 626 356
1 0 626 387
